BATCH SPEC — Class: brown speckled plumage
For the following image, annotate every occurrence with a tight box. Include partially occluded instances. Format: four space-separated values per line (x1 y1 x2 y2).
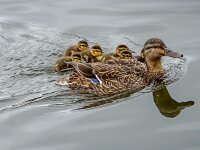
57 59 162 96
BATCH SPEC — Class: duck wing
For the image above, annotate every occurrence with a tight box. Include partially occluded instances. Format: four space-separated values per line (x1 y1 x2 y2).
67 59 147 85
66 62 102 84
66 62 93 78
91 59 147 80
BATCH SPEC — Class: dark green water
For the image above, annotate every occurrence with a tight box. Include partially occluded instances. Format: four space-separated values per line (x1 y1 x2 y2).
0 0 200 150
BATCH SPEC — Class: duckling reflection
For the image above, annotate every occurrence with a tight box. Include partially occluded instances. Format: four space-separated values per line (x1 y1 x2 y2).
153 85 194 118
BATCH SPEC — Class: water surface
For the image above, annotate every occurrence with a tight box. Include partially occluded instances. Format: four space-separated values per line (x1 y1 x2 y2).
0 0 200 150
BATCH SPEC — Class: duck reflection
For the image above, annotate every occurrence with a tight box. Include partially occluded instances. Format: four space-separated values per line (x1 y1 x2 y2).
153 85 194 118
77 85 194 118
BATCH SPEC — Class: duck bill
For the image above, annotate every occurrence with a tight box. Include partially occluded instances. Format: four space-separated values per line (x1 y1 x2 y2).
165 48 183 58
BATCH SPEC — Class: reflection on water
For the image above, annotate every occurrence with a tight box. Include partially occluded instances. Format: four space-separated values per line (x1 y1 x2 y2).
153 85 194 118
75 83 195 119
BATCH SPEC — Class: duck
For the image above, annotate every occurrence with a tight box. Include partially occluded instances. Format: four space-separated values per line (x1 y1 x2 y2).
63 40 89 57
101 44 131 62
57 38 183 96
81 45 103 63
53 52 82 72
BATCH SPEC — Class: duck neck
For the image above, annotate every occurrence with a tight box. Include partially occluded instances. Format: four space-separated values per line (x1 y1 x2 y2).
145 57 164 78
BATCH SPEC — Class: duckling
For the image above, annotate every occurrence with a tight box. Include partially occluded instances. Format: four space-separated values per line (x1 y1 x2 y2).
63 40 89 57
101 44 130 62
53 52 82 72
57 38 183 96
103 50 133 63
81 45 103 63
118 50 133 60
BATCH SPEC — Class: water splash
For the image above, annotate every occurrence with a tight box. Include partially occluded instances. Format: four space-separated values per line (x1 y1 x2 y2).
162 56 187 85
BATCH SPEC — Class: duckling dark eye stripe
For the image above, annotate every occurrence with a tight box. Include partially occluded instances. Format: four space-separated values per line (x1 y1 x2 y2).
79 44 87 47
73 57 81 59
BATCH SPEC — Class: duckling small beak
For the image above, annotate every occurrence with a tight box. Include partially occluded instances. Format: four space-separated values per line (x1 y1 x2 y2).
165 48 183 58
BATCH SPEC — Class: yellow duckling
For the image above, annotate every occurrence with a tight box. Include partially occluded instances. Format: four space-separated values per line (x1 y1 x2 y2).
81 45 103 63
63 40 89 57
118 50 133 60
53 52 81 72
57 38 183 96
102 50 133 63
101 44 130 62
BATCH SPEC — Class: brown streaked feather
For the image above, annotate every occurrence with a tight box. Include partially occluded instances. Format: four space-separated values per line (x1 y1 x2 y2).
66 62 96 78
64 59 152 96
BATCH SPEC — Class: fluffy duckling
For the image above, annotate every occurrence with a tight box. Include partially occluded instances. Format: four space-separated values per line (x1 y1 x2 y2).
63 40 89 57
103 50 133 63
81 45 103 63
53 53 81 72
118 50 133 60
101 44 130 62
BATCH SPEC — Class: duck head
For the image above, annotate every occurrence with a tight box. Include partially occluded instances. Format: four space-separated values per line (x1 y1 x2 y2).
119 50 133 60
78 40 89 51
90 45 103 57
71 52 82 63
116 44 130 56
143 38 183 74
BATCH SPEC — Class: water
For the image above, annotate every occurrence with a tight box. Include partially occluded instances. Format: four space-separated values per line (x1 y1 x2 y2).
0 0 200 149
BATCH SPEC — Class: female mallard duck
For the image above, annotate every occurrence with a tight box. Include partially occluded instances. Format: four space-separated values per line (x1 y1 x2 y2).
57 38 183 96
101 44 130 62
63 40 89 57
53 52 82 72
81 45 103 63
